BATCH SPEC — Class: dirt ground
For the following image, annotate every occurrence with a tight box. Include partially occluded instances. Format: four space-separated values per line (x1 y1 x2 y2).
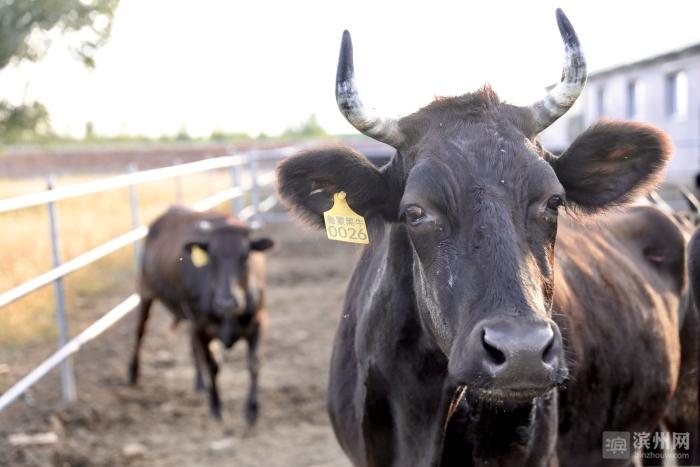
0 223 359 467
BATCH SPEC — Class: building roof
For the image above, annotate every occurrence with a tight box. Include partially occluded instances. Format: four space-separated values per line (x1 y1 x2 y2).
587 42 700 80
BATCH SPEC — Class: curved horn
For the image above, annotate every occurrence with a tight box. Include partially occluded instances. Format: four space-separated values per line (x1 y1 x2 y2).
335 30 405 147
529 9 587 134
647 191 673 213
679 185 700 213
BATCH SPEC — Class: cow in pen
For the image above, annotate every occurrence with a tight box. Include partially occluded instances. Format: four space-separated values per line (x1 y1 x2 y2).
127 206 274 423
277 9 697 467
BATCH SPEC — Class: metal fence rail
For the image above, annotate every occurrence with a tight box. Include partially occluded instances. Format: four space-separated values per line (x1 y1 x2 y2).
0 147 290 412
0 295 141 412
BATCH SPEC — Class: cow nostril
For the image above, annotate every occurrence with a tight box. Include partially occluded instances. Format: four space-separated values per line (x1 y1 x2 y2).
542 334 556 364
482 330 506 366
216 297 235 310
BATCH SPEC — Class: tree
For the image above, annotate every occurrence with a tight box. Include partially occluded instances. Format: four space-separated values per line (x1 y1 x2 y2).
0 100 51 143
0 0 119 70
282 114 327 139
84 120 94 139
209 129 252 142
175 125 191 142
0 0 120 143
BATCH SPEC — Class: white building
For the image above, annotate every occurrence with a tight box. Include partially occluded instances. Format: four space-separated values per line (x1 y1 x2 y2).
540 43 700 185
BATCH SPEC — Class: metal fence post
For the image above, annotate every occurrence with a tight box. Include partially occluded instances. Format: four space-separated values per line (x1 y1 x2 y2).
249 149 260 223
127 164 142 269
207 166 215 197
45 175 77 403
174 158 183 204
230 158 243 216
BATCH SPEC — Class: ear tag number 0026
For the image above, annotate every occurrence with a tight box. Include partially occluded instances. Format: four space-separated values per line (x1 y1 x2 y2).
324 192 368 244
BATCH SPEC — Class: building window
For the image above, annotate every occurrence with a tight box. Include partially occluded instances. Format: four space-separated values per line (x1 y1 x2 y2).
596 86 605 117
626 80 644 119
666 71 688 119
626 81 636 118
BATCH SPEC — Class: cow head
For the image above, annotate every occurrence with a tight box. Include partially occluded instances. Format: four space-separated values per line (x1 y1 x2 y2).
278 9 671 402
183 218 274 347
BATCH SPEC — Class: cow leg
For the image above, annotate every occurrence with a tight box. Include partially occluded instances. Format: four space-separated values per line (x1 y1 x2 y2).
181 303 206 393
127 295 153 385
244 324 261 425
194 361 205 393
190 329 221 420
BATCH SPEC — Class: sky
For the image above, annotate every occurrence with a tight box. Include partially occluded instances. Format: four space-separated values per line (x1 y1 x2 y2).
1 0 700 138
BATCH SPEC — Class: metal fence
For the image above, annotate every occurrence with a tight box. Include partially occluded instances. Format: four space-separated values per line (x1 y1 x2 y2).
0 146 296 412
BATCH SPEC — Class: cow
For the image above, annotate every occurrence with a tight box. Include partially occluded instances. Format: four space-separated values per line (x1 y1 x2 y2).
127 206 274 423
277 9 697 466
644 190 700 464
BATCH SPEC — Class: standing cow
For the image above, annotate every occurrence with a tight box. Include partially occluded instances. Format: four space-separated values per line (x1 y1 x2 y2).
127 206 274 422
278 9 697 466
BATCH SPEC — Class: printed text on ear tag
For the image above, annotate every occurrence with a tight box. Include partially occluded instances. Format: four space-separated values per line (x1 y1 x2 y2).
323 192 369 244
190 245 209 267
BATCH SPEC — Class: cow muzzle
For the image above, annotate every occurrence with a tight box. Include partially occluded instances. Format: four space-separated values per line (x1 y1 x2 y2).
213 294 238 314
218 317 241 348
448 318 567 402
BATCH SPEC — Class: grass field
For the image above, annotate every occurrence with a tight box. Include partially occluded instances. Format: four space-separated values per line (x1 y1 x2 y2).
0 169 244 346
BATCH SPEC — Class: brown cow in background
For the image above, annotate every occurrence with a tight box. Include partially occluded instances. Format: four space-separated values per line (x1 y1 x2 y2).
127 206 274 422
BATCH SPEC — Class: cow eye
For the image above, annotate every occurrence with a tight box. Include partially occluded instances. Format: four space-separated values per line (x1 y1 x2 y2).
546 195 564 211
404 205 426 225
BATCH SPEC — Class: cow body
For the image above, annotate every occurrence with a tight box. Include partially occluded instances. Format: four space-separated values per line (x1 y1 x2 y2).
277 9 697 467
554 207 688 465
127 206 274 422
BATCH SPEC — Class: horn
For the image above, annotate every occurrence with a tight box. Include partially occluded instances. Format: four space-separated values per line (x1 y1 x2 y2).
647 191 673 213
679 185 700 213
335 30 405 147
529 9 587 134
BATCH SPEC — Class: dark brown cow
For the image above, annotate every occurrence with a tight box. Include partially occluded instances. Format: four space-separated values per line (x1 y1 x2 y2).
277 9 697 466
646 192 700 464
127 206 274 422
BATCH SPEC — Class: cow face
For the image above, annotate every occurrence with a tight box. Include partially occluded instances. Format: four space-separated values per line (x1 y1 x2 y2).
394 103 670 401
184 221 274 347
277 10 672 402
398 102 565 396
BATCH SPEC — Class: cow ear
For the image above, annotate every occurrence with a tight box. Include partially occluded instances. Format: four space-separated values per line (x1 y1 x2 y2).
551 120 672 213
277 145 391 228
251 237 274 252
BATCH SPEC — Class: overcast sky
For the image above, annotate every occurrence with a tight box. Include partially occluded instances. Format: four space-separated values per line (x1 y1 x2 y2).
1 0 699 138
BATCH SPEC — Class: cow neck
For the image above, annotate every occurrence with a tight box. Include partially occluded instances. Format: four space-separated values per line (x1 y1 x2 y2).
378 223 433 347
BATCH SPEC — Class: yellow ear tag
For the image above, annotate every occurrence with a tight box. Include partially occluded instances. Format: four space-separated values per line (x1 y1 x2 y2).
190 245 209 267
323 191 369 244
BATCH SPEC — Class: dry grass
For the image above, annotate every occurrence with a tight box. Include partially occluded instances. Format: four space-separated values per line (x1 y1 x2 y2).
0 169 242 346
